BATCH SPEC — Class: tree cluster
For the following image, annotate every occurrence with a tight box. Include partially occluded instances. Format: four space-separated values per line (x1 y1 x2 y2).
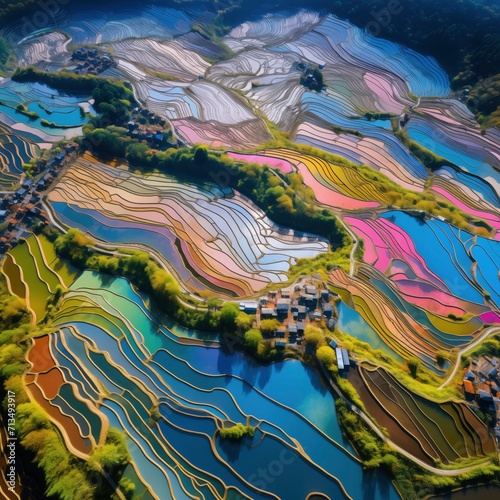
300 67 324 92
219 423 255 440
465 74 500 129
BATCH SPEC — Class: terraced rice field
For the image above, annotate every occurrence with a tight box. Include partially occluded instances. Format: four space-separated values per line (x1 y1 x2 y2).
15 31 70 68
133 78 271 148
350 364 496 465
330 266 466 371
25 333 105 456
37 270 398 500
213 12 449 190
330 209 500 368
2 5 500 498
378 211 500 308
1 234 79 322
47 157 328 296
345 216 489 316
407 99 500 195
429 166 500 247
276 15 449 98
294 121 428 192
0 123 39 188
111 39 210 81
248 148 384 209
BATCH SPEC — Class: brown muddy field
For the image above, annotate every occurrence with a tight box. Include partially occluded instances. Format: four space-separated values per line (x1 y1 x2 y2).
348 365 435 464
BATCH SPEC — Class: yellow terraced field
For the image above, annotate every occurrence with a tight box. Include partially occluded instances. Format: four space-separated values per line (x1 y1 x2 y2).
263 148 392 203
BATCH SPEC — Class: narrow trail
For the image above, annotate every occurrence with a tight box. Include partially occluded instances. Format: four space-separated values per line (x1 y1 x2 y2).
335 216 358 277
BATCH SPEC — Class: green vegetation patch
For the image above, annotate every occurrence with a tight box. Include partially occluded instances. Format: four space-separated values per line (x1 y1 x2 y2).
395 130 459 172
465 74 500 129
219 423 255 440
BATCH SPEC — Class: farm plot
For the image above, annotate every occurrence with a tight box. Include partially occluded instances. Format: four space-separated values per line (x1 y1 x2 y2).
0 123 39 189
350 364 495 465
111 39 210 81
431 181 500 240
208 48 299 92
328 258 492 371
127 75 271 148
15 31 70 68
295 121 428 192
0 79 92 142
244 148 382 210
407 101 500 199
1 234 79 322
278 15 449 98
172 117 271 149
344 215 490 319
25 333 106 457
47 157 328 296
54 4 193 46
175 32 226 61
380 211 500 308
223 10 323 52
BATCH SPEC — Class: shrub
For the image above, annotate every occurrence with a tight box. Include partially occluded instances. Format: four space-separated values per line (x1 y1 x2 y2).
260 318 280 337
219 423 255 440
317 345 336 367
304 325 326 350
219 302 240 333
407 357 420 378
244 329 262 351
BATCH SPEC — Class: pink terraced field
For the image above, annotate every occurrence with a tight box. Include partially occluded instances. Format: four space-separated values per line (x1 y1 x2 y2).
344 216 489 319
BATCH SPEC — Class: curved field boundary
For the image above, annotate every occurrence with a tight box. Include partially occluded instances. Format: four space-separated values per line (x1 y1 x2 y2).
25 377 93 457
1 252 27 300
365 368 461 463
293 121 427 193
8 239 53 322
47 157 327 296
0 127 39 188
354 364 494 465
317 361 493 476
261 148 386 208
36 234 80 287
329 267 449 367
361 366 445 462
25 235 64 292
26 334 107 447
25 336 94 457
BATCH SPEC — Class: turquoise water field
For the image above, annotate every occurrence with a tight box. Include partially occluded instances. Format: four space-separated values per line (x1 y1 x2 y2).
47 271 399 499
